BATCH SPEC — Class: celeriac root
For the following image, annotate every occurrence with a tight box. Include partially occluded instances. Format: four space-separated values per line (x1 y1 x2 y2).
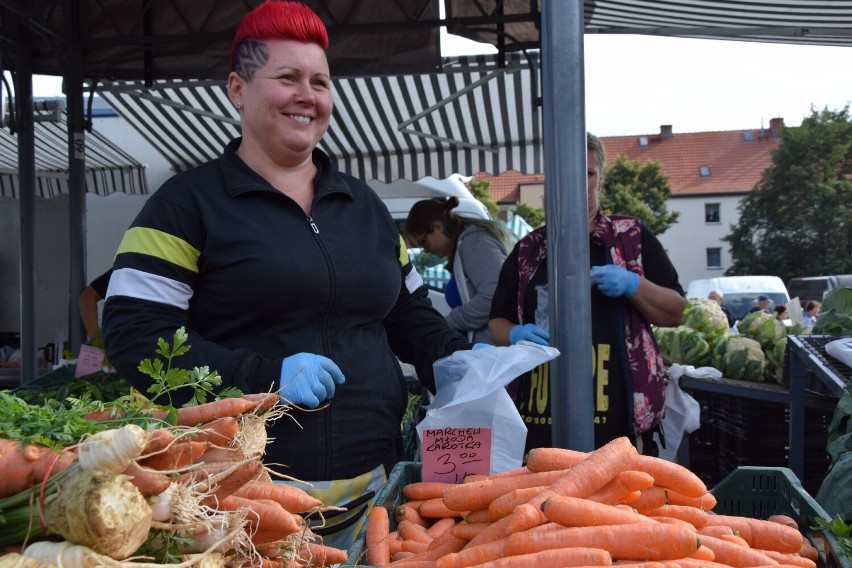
77 424 149 473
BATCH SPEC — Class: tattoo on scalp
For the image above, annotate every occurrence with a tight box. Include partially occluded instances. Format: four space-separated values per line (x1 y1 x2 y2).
234 40 268 81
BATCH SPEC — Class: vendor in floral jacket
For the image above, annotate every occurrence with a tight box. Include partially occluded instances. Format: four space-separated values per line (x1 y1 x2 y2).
102 0 469 548
488 132 686 456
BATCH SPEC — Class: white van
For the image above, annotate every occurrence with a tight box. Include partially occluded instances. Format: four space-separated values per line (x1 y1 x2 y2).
368 174 490 233
686 275 790 322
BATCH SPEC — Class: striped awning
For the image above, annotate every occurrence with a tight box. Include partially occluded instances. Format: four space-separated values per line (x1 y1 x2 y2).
97 51 542 183
0 104 148 199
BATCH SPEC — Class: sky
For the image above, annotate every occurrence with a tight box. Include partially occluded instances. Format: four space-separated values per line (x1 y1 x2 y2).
31 31 852 138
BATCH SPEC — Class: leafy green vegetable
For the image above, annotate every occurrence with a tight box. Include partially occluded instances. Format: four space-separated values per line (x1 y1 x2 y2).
712 336 767 382
682 299 730 351
813 515 852 557
654 325 711 367
813 287 852 336
138 326 241 408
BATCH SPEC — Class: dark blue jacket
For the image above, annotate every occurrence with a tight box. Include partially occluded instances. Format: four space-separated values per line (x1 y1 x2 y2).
104 139 469 480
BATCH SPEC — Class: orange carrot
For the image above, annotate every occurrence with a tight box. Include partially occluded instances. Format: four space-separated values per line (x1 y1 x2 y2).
421 496 466 518
388 538 403 556
665 488 717 510
690 544 716 561
442 470 565 513
643 504 708 529
652 516 700 532
138 440 208 470
798 539 819 562
188 416 240 446
398 519 433 544
426 517 458 539
295 542 347 566
541 495 655 527
365 505 391 567
524 446 588 472
587 470 655 505
767 514 799 529
0 439 76 498
698 525 736 538
241 392 280 413
141 428 178 455
470 546 613 568
487 466 532 478
176 396 270 427
673 558 733 568
198 458 263 506
121 462 171 496
395 503 430 528
419 534 468 559
754 549 816 568
523 437 639 520
465 502 544 549
220 494 302 536
435 537 506 568
628 454 707 498
465 509 493 524
234 480 321 513
400 540 430 554
629 487 669 514
403 481 455 501
704 514 803 553
697 534 781 567
450 521 489 542
720 534 751 548
488 486 547 520
502 522 700 561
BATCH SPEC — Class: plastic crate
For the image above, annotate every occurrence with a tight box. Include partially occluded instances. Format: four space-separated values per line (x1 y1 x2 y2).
346 461 420 566
711 466 850 568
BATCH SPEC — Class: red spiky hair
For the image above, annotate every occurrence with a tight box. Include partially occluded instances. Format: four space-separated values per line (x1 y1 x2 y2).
230 1 329 71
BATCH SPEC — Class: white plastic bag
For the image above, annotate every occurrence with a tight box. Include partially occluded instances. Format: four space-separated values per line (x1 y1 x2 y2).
416 342 560 474
655 364 704 462
826 337 852 369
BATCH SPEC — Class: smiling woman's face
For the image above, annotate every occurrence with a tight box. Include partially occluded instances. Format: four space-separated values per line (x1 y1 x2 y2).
228 39 332 166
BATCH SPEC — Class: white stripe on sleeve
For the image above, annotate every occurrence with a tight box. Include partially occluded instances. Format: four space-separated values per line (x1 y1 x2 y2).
405 267 424 295
105 267 193 310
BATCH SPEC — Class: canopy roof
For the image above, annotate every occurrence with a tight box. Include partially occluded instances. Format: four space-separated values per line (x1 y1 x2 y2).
2 1 850 85
97 51 541 182
0 100 148 199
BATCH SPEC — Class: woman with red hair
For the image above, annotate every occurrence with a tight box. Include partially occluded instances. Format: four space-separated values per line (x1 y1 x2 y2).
104 1 470 547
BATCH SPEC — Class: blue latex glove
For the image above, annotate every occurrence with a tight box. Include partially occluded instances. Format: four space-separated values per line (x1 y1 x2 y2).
279 353 345 408
590 265 640 298
509 323 550 346
472 343 493 351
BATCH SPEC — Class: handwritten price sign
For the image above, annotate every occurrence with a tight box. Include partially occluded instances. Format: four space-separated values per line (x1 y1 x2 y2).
421 427 492 483
75 345 105 378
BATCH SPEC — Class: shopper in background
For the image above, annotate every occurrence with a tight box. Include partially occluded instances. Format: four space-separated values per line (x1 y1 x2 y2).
102 0 469 548
78 268 113 343
774 304 789 324
708 288 736 328
489 132 686 456
405 197 516 343
802 300 821 326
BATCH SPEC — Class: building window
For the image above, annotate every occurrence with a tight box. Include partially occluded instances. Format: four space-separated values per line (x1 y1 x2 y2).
706 247 722 268
699 166 711 177
705 203 720 223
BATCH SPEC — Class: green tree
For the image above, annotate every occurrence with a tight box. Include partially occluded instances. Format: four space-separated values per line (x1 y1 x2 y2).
468 179 499 218
601 155 680 235
513 202 545 228
724 106 852 282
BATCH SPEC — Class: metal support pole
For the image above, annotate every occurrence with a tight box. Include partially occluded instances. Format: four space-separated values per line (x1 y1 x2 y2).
15 28 36 384
66 0 87 353
541 1 594 450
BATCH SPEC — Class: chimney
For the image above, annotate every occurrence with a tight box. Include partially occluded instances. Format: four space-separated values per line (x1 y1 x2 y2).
660 124 673 138
769 117 784 139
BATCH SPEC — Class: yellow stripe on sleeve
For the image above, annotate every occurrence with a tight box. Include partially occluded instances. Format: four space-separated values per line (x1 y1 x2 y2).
398 235 410 267
115 227 201 273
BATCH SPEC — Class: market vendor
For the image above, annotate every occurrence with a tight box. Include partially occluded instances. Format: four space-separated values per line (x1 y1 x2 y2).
102 0 470 548
488 132 686 456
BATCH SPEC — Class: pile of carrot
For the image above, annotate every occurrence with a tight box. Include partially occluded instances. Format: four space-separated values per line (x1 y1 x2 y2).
0 393 349 567
362 436 821 568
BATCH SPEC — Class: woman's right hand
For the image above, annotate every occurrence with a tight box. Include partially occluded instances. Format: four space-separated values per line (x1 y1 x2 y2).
509 323 550 346
279 353 345 408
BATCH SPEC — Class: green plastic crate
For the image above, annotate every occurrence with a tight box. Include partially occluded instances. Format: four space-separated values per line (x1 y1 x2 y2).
346 461 420 566
711 466 850 568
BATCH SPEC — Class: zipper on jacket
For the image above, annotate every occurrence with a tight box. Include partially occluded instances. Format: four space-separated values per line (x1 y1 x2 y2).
307 216 319 234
